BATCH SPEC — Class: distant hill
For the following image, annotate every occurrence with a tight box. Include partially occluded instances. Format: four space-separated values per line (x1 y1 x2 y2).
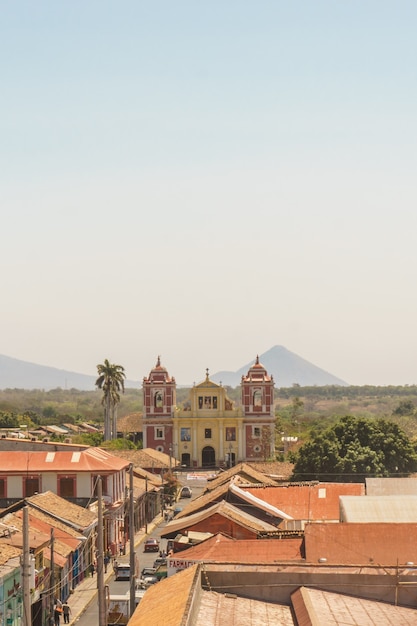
212 345 348 388
0 346 347 391
0 355 140 391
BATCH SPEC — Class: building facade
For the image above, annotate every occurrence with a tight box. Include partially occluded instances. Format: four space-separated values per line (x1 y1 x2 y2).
142 356 275 468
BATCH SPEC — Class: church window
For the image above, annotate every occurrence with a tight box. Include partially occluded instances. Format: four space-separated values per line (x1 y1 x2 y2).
205 428 212 439
253 427 261 438
154 391 163 408
226 427 236 441
155 427 165 440
253 390 262 407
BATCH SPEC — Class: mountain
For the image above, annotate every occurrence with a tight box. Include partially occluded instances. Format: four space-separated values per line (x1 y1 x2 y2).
0 346 347 391
0 355 140 391
211 345 348 388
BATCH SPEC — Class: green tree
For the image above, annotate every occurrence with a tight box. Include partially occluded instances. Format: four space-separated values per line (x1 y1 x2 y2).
291 415 417 482
95 359 126 441
0 412 19 429
393 400 416 416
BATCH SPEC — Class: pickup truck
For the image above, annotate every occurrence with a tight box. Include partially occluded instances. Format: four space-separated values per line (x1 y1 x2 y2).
141 564 167 581
107 590 146 625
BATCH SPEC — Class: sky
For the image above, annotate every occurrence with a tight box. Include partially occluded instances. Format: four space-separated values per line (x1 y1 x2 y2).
1 1 417 387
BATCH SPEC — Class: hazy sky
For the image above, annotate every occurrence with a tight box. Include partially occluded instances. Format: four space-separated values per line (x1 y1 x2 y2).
2 1 417 387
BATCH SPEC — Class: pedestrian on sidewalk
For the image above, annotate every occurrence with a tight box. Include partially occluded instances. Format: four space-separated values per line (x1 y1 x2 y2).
54 606 62 626
62 602 71 624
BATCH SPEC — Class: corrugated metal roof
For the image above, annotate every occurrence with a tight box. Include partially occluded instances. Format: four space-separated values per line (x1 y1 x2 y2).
245 482 365 521
304 522 417 566
366 477 417 496
230 482 294 520
0 448 130 473
169 532 303 563
340 495 417 522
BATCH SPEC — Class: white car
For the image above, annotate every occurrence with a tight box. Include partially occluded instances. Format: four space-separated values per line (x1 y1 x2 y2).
180 486 192 498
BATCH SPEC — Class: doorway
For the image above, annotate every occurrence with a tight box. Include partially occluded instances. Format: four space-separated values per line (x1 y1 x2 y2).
202 446 216 467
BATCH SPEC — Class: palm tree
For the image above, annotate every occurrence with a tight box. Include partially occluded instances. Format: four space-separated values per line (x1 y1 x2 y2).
95 359 126 440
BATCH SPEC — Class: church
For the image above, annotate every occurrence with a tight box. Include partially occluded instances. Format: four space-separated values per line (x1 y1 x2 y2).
142 356 276 468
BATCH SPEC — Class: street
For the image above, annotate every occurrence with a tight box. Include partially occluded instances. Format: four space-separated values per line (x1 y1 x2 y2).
73 472 208 624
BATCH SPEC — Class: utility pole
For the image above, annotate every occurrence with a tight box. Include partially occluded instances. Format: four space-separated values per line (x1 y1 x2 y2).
129 464 135 617
145 475 148 534
22 506 31 626
50 527 54 626
97 476 107 626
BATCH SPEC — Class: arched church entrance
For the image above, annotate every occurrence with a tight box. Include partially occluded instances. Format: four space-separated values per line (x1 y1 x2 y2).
202 446 216 468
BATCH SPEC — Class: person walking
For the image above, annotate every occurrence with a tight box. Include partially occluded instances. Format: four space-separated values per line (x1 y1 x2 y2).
54 606 62 626
62 602 71 624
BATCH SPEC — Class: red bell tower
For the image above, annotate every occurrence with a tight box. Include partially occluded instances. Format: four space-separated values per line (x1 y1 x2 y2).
142 357 176 453
241 356 275 460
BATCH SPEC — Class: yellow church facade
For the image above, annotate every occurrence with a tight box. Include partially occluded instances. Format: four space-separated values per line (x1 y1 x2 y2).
142 357 275 468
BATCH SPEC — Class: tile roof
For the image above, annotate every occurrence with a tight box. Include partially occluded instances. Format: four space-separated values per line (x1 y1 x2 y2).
109 447 179 470
291 586 417 625
174 483 229 519
170 533 303 563
304 522 417 566
245 482 365 520
247 461 295 481
0 545 21 566
340 495 417 522
27 490 97 531
161 500 278 539
116 412 143 433
129 563 200 626
205 463 280 491
0 448 130 473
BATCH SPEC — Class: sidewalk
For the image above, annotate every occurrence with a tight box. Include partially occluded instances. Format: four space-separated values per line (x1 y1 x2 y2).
66 516 163 624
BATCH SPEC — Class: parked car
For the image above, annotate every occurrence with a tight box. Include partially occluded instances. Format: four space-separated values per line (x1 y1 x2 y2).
179 486 192 498
144 538 160 552
153 557 167 568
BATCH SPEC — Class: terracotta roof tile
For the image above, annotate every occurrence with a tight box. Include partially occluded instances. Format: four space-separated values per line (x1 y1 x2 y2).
162 500 277 539
27 490 97 531
130 563 199 626
206 463 280 491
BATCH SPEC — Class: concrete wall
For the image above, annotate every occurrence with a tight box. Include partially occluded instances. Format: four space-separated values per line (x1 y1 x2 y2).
203 564 417 608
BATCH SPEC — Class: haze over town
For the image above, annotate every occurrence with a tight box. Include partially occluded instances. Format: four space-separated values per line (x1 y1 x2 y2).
2 2 417 388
